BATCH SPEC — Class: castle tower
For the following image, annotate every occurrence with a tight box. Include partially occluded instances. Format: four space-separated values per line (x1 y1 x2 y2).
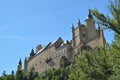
17 59 22 71
98 24 105 46
24 57 27 73
72 24 75 47
71 10 105 53
84 10 96 41
30 49 35 57
72 19 82 48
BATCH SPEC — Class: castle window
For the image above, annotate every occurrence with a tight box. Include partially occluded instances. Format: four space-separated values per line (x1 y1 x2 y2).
75 36 78 38
40 61 41 64
83 34 85 37
64 50 66 53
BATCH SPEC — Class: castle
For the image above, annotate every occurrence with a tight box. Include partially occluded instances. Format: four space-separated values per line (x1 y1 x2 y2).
23 11 105 73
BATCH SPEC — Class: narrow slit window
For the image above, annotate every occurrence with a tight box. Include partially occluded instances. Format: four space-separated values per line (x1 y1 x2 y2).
83 34 85 37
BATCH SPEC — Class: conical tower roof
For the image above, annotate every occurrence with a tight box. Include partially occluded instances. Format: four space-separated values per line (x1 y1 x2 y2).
30 49 35 57
19 59 22 65
88 10 93 19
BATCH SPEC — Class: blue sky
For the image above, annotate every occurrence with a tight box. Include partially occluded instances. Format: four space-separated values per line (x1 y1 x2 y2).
0 0 114 75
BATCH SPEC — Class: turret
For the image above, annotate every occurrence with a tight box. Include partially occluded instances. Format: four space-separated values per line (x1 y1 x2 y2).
98 24 101 35
84 10 96 41
77 19 81 26
30 49 35 57
71 24 75 47
88 10 93 19
24 57 27 73
36 44 42 53
71 19 82 48
19 59 22 65
72 24 74 30
17 59 22 71
85 10 95 26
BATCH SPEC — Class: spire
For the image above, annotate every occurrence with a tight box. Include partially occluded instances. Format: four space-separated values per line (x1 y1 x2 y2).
24 57 27 62
72 24 74 29
78 19 81 25
30 49 35 57
19 59 22 65
18 59 22 70
98 24 101 30
98 24 103 35
24 57 27 73
88 10 93 19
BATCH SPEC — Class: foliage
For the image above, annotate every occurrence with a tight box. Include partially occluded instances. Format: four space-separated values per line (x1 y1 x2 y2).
16 70 23 80
90 0 120 79
91 0 120 34
38 67 70 80
68 46 114 80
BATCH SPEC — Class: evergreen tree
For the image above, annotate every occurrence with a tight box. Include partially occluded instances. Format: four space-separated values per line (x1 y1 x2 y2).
16 70 24 80
91 0 120 35
91 1 120 79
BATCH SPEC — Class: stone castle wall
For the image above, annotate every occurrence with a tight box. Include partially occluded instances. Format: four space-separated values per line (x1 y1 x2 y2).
25 39 72 73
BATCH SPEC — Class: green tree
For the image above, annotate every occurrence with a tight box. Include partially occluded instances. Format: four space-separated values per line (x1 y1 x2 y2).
69 47 114 80
91 0 120 35
26 68 39 80
91 0 120 79
16 70 23 80
68 0 120 80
